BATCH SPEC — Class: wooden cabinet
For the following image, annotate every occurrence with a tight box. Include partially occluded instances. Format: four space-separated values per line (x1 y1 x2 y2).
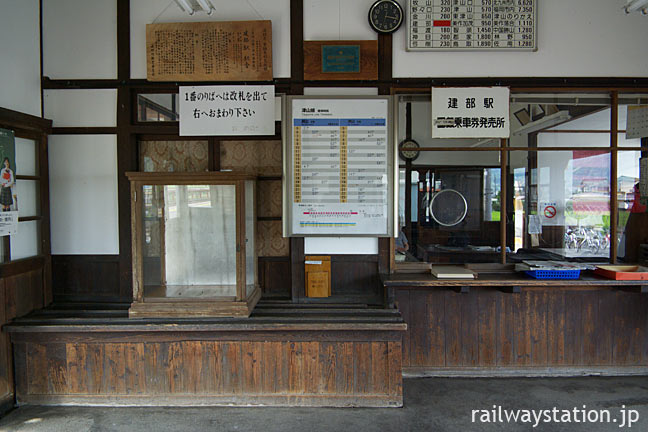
127 172 260 317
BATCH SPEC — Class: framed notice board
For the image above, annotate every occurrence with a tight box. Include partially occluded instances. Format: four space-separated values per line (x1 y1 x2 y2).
283 96 396 237
407 0 537 51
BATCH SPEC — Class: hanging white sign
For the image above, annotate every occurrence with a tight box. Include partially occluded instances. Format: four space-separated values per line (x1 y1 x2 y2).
179 85 275 136
431 87 510 138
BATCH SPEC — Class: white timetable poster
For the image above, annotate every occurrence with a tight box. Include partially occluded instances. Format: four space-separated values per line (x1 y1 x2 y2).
288 98 391 236
626 105 648 139
408 0 537 51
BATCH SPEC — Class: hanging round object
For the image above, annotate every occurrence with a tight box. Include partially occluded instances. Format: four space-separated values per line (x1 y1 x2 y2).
429 189 468 227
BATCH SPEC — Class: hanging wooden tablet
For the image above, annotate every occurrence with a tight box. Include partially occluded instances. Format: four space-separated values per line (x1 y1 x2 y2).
146 21 273 81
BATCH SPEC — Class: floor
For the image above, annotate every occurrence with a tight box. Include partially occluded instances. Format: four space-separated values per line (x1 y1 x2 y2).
0 377 647 432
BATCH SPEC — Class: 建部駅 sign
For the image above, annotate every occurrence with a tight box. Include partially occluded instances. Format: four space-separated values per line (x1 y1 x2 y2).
179 85 275 136
431 87 510 139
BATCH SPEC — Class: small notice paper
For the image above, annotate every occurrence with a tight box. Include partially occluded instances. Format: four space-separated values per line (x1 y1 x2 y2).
179 85 275 136
626 105 648 139
0 212 18 236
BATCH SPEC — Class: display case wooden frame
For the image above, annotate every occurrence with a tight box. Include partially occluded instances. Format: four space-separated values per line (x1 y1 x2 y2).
126 172 260 318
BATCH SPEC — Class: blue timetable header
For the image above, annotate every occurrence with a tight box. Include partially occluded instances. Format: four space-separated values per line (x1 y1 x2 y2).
294 118 386 127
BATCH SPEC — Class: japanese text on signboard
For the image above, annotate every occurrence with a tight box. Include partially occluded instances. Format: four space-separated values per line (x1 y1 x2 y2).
179 85 275 136
431 87 510 138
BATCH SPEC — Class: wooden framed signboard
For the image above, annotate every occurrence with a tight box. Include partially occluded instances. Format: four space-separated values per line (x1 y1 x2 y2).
283 96 396 237
407 0 537 51
146 21 273 81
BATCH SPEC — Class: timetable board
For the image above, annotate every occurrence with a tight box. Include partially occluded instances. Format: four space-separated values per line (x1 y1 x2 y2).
407 0 537 51
284 97 395 237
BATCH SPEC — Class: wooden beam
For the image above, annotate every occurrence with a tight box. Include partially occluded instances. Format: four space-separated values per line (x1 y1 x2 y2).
290 0 304 94
0 107 52 134
610 91 618 264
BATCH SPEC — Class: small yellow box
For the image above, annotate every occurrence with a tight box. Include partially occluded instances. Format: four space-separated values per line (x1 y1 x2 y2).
305 256 331 298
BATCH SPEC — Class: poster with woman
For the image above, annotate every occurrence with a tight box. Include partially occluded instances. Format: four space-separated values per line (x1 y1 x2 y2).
0 129 18 236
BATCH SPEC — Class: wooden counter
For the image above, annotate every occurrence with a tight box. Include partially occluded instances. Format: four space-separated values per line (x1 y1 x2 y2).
383 272 648 305
382 272 648 376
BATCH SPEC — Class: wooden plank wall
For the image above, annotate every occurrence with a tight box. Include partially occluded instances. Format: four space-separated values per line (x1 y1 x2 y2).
12 335 402 407
0 269 45 410
52 256 122 302
396 287 648 370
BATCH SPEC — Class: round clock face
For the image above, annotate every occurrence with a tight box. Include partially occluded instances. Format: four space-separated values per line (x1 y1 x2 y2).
368 0 404 34
399 139 420 161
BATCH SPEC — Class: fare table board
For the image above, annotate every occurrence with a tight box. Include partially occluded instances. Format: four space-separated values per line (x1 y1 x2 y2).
284 97 395 236
407 0 537 51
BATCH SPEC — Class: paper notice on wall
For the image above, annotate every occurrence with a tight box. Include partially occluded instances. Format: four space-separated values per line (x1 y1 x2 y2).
0 212 18 236
626 105 648 139
0 129 18 236
179 85 275 136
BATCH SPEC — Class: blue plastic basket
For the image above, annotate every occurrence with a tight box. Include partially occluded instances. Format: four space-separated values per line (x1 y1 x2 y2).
525 269 581 280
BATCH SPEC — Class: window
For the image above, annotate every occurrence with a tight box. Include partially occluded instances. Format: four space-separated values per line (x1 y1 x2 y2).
394 92 648 268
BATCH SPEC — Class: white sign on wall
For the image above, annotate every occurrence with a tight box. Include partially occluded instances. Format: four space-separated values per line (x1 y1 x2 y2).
431 87 510 138
179 85 275 136
626 105 648 139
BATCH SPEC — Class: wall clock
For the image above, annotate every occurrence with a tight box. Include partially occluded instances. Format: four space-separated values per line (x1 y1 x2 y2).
399 139 420 161
368 0 404 34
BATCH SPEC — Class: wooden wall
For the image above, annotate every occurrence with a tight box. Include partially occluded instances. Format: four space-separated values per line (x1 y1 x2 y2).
0 268 46 412
396 287 648 371
53 255 292 301
10 330 403 407
52 255 123 302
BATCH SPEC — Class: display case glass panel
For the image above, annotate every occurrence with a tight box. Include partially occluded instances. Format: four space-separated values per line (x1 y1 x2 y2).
128 172 259 318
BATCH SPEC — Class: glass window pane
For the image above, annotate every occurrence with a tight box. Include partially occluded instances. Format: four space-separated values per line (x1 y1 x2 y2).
10 220 40 260
618 132 642 148
396 151 502 264
137 94 178 122
618 95 648 130
538 133 611 148
16 179 40 217
245 180 256 297
617 151 646 263
509 150 611 261
142 184 237 299
15 137 38 176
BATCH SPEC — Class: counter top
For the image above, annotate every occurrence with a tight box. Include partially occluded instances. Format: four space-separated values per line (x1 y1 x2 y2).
382 271 648 288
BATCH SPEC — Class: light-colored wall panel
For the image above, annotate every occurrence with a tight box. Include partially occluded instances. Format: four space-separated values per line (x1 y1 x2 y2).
304 237 379 255
130 0 290 78
393 0 648 77
304 0 377 41
44 90 118 127
43 0 117 79
0 0 41 117
49 135 119 254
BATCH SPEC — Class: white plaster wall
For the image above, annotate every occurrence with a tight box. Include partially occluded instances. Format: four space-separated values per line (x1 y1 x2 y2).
392 0 648 77
49 135 119 254
304 0 377 41
0 0 41 116
130 0 290 78
42 0 117 79
44 90 118 127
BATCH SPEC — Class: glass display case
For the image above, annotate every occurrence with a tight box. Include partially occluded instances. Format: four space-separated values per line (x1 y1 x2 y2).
127 172 259 318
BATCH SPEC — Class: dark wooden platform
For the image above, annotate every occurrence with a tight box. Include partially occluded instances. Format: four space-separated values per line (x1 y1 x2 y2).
4 302 406 407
